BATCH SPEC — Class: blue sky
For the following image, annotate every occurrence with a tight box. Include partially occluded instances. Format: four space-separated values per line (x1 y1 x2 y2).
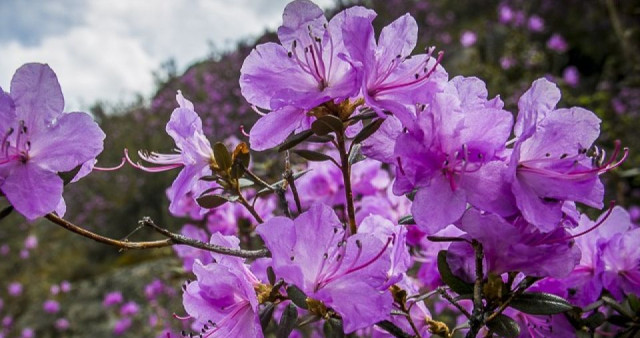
0 0 333 111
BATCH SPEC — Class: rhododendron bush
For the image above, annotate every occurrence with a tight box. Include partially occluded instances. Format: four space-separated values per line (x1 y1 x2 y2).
1 1 639 337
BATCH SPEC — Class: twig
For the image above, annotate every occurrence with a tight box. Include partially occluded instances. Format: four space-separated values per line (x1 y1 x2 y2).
140 217 269 259
437 287 471 319
284 169 302 214
45 213 172 249
336 130 357 235
485 276 539 323
237 192 264 224
376 320 414 338
45 213 270 259
466 240 484 338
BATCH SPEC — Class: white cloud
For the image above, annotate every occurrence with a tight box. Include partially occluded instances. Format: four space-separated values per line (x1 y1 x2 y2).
0 0 335 112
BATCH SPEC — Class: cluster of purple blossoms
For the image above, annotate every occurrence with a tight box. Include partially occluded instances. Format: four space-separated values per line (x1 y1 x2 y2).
1 0 637 337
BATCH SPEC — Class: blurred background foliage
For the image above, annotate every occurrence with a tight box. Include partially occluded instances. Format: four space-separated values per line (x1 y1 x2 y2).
0 0 638 336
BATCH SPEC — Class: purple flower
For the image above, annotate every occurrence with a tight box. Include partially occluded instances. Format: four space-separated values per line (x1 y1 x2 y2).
0 63 105 220
103 291 123 307
43 299 60 314
50 284 60 295
20 328 34 338
182 233 263 337
460 31 477 47
120 301 140 316
257 203 393 333
60 280 71 293
498 5 514 24
55 318 70 331
562 66 580 87
23 235 37 250
127 91 214 215
2 316 12 328
447 209 581 280
527 15 545 32
113 317 132 335
509 78 621 232
547 33 568 52
8 282 22 296
341 9 447 126
500 56 515 70
393 76 515 234
144 279 165 301
241 0 362 150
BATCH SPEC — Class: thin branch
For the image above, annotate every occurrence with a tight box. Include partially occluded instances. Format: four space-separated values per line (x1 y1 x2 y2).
45 213 173 249
376 320 414 338
466 240 484 338
237 192 265 224
45 213 269 259
140 217 270 259
485 276 539 323
437 287 471 319
284 168 302 214
336 130 357 235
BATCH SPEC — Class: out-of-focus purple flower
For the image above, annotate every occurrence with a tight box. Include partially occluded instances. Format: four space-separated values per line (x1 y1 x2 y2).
0 63 105 220
498 4 514 24
547 33 568 52
55 318 70 331
601 228 640 301
341 8 447 126
127 92 215 215
20 328 34 338
182 233 263 337
563 66 580 87
0 244 8 256
527 15 545 32
1 316 12 328
241 0 363 150
20 249 29 259
393 76 515 234
50 284 60 295
120 301 140 316
144 279 165 301
103 291 123 307
23 235 37 250
612 98 626 115
113 317 133 336
630 206 640 224
460 31 477 47
448 208 581 280
43 299 60 313
8 282 22 296
500 56 515 70
60 281 71 293
257 203 393 333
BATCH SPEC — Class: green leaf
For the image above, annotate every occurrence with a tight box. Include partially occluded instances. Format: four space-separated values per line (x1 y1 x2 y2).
398 215 415 225
510 292 573 315
487 314 520 337
213 142 232 171
583 311 606 329
286 285 308 310
278 130 314 152
276 303 298 338
311 115 343 136
196 194 237 209
292 149 334 162
437 250 474 295
307 135 335 143
628 294 640 314
348 143 365 165
352 118 383 144
259 302 275 331
322 318 345 338
199 175 220 182
266 266 276 285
